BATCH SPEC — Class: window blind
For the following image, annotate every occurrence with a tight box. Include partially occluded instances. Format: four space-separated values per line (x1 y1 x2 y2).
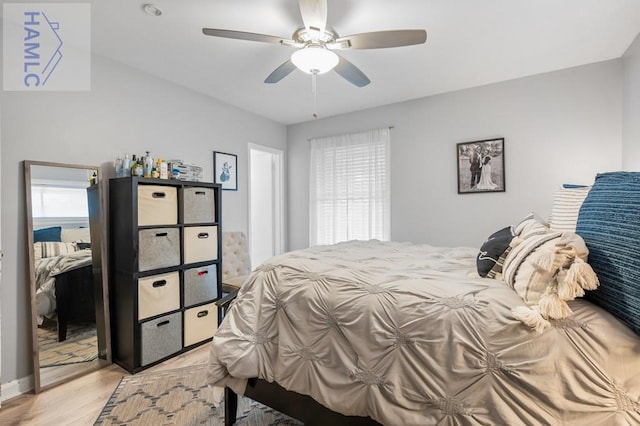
31 185 89 218
309 127 390 246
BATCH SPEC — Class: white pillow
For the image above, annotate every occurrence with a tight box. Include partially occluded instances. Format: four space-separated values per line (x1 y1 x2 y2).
61 227 91 243
549 185 591 232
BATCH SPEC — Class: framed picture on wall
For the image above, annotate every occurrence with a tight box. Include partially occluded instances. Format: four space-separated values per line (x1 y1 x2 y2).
214 151 238 190
456 138 505 194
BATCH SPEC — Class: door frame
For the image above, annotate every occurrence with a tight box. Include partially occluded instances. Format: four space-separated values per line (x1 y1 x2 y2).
0 104 3 404
247 143 285 264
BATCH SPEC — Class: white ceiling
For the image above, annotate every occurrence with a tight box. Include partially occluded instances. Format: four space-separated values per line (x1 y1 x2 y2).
34 1 640 124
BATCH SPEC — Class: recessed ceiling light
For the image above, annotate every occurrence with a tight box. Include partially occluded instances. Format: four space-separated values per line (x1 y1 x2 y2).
143 4 162 17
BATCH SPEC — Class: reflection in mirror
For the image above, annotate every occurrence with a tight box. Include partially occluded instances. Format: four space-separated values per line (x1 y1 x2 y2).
24 161 111 392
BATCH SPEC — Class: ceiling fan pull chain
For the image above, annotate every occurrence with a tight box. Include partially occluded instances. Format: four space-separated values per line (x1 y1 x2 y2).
312 72 318 119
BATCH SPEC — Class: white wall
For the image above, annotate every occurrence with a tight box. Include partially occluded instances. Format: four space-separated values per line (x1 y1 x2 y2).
0 54 286 386
622 34 640 169
287 60 622 250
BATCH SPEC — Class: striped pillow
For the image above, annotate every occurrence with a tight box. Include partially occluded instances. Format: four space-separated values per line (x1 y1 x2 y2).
514 212 549 238
576 172 640 335
549 185 591 232
502 231 562 295
34 241 78 261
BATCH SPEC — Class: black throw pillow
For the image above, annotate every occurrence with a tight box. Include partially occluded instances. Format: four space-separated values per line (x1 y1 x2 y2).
76 242 92 250
477 226 514 278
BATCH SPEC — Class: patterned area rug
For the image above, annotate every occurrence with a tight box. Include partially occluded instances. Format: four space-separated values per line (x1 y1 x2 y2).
38 322 98 367
94 364 303 425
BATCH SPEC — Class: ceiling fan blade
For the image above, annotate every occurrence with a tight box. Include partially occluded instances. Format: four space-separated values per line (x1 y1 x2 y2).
299 0 327 35
334 55 370 87
264 59 297 84
331 29 427 50
202 28 293 45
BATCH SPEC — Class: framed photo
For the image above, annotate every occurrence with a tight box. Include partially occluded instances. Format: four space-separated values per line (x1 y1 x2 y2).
456 138 505 194
214 151 238 190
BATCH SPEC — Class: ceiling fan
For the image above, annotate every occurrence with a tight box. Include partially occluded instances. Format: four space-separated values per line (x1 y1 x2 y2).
202 0 427 88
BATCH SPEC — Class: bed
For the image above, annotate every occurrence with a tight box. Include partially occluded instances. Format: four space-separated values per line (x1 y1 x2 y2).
34 236 95 341
206 172 640 425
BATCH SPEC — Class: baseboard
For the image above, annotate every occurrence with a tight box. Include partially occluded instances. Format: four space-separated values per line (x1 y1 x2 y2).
1 375 34 402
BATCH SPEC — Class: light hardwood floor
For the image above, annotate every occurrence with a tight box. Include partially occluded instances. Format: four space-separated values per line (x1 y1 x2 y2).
0 345 210 426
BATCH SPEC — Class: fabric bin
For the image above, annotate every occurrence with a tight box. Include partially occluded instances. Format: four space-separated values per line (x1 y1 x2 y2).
140 312 182 366
138 185 178 226
182 187 216 224
138 271 180 320
183 226 218 264
138 227 180 271
184 302 218 346
183 264 218 307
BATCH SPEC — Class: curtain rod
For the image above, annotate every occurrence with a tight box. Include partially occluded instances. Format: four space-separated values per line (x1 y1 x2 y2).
307 126 394 142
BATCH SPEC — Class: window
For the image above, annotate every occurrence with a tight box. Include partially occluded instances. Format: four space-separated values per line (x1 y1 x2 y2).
31 183 89 218
309 128 390 246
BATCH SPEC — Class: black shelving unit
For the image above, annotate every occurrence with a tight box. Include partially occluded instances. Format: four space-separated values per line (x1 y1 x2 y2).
108 176 222 373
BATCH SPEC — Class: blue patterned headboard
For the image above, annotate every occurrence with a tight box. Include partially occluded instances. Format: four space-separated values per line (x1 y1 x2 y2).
576 172 640 335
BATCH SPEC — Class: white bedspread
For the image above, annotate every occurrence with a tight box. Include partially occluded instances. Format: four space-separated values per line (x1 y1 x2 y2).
207 240 640 425
35 249 92 320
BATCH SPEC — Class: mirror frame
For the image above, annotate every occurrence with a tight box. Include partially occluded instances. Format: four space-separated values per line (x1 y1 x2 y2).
24 160 112 392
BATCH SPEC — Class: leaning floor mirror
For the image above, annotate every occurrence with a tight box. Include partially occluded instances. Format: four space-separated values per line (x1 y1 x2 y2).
24 160 111 392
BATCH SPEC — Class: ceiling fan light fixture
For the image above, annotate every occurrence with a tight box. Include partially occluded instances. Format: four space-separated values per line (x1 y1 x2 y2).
291 46 339 74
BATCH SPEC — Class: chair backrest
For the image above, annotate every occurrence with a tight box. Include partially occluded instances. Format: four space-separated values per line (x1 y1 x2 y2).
221 231 251 280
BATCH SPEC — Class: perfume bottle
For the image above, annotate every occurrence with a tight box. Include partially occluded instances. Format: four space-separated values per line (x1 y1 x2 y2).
123 154 131 177
132 155 143 177
114 156 123 177
143 151 154 178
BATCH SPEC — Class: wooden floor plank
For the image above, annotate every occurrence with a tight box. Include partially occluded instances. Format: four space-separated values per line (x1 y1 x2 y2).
0 345 210 425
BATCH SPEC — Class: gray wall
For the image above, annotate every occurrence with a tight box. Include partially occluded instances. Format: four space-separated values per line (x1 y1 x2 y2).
287 60 622 250
622 34 640 169
0 55 286 385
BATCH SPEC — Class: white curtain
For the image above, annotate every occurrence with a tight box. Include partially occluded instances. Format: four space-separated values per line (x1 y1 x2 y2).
309 127 390 246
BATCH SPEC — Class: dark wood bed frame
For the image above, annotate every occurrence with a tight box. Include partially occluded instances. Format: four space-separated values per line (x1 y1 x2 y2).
216 292 381 426
53 263 96 341
224 382 381 426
